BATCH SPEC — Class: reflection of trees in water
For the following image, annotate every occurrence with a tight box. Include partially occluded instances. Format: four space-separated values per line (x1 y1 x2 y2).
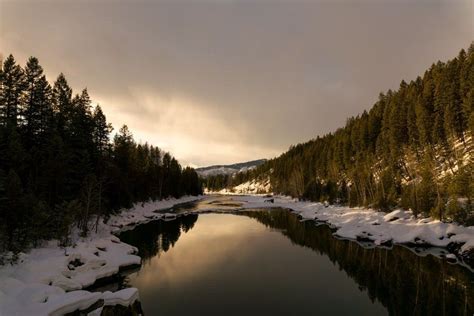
119 210 473 315
240 209 474 316
119 214 198 264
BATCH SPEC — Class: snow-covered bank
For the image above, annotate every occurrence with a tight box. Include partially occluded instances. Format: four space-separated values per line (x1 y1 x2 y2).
223 195 474 268
0 196 201 316
2 193 472 315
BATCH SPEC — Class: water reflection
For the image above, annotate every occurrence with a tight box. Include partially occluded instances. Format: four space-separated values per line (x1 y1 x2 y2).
120 213 198 264
239 210 474 316
156 195 244 214
119 209 474 316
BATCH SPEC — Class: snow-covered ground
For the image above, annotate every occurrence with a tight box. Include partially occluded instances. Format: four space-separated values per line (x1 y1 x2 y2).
0 196 201 316
226 195 474 267
2 193 473 315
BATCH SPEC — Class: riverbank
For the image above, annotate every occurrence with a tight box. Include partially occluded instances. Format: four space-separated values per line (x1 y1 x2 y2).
1 194 473 315
223 195 474 269
0 195 202 316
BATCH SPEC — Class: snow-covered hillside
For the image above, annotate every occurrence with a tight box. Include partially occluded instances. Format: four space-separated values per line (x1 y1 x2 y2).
196 159 266 177
211 178 272 195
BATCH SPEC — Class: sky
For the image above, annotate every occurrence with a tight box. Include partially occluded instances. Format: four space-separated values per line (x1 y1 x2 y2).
0 0 472 167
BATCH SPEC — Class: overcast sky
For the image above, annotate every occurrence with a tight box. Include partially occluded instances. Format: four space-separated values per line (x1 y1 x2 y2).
1 0 472 167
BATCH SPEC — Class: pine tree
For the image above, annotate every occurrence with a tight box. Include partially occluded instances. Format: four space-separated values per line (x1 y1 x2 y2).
52 73 73 135
22 57 53 147
0 55 24 128
443 59 466 141
109 125 135 208
70 89 95 176
461 45 474 136
92 105 112 155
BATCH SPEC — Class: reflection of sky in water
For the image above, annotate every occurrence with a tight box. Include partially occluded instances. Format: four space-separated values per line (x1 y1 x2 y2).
132 215 266 287
127 214 387 316
169 196 244 213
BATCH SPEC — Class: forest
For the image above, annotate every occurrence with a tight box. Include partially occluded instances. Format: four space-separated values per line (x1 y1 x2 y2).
0 55 202 255
209 44 474 224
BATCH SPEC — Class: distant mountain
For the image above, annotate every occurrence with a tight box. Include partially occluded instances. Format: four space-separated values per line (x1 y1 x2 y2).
196 159 267 177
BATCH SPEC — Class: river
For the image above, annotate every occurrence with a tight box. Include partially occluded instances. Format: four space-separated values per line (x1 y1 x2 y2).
113 198 473 315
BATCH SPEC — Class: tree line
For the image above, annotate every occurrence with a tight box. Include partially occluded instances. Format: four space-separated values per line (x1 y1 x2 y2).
203 171 256 192
214 44 474 224
0 55 202 255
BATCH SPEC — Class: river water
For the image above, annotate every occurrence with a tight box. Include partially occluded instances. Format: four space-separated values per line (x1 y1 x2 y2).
117 200 474 315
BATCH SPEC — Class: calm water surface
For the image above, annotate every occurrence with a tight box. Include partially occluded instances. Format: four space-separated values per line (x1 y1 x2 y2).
119 203 474 316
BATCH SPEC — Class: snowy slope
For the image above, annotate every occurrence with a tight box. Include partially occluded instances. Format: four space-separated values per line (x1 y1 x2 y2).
196 159 266 177
214 178 272 195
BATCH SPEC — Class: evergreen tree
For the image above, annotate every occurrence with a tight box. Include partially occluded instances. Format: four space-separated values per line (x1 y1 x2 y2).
92 105 112 155
0 55 24 128
52 73 73 135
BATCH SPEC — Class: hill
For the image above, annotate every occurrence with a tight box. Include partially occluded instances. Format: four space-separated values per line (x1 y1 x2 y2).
214 44 474 224
196 159 267 177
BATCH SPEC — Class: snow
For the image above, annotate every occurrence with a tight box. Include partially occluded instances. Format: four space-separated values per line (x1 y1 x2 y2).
196 159 266 177
383 209 408 222
0 195 201 316
214 178 271 195
197 166 241 177
197 165 259 177
142 193 474 262
213 195 474 262
2 192 473 314
102 288 139 307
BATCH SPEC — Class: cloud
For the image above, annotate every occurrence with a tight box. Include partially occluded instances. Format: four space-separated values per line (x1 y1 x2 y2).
1 0 472 166
93 90 280 166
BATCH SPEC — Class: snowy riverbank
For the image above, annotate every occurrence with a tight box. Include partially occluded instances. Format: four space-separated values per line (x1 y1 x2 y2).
226 195 474 268
1 193 473 315
0 195 201 316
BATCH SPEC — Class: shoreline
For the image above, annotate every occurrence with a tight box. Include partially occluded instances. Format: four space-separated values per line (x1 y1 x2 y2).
186 194 474 270
0 195 202 316
228 195 474 270
1 194 473 315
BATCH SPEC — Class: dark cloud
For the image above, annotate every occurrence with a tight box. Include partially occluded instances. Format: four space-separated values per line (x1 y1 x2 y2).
1 0 472 166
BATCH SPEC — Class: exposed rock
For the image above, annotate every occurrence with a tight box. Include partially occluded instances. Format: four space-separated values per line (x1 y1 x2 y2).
100 300 144 316
68 258 84 271
460 248 474 269
64 299 104 316
64 299 144 316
